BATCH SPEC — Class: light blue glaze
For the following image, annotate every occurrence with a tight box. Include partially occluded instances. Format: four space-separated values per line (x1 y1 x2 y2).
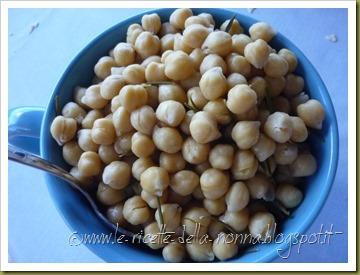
9 8 339 262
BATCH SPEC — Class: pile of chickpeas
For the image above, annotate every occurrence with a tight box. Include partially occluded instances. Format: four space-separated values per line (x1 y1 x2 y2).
50 9 325 262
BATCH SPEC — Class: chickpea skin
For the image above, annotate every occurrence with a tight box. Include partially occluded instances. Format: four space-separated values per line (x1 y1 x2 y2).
278 48 298 73
159 152 186 173
123 196 151 225
227 73 248 89
251 133 276 162
245 174 275 201
231 121 261 150
145 62 168 82
102 161 131 190
200 54 227 75
226 53 251 77
100 75 126 100
156 100 186 127
187 87 208 110
225 181 250 211
186 241 215 262
94 56 116 80
203 196 226 216
112 106 133 136
140 166 170 197
143 222 167 249
170 170 199 196
50 116 77 145
209 144 234 170
274 142 298 165
132 157 155 181
107 203 126 226
81 84 108 110
203 99 232 125
158 83 187 103
182 137 210 164
290 116 308 142
226 84 257 115
297 99 325 129
200 168 230 200
98 144 120 164
77 129 99 152
232 34 252 55
122 64 146 84
264 53 289 77
220 18 243 35
183 24 211 49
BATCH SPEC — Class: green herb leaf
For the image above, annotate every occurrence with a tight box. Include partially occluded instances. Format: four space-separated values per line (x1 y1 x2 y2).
156 196 165 227
225 15 236 33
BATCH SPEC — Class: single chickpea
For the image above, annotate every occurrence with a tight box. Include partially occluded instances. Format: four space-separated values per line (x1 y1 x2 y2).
123 196 151 225
183 24 210 49
159 152 185 173
231 121 260 150
248 211 276 240
203 196 226 216
122 64 146 84
156 100 186 127
78 151 102 177
244 39 270 69
141 189 168 209
100 75 126 100
202 31 232 57
182 137 210 164
273 96 291 114
107 203 126 226
182 207 211 236
112 106 133 136
140 166 170 196
245 174 275 201
110 94 121 112
132 157 155 181
198 12 215 26
81 84 108 110
131 132 155 158
297 99 325 129
134 31 160 59
220 18 243 34
213 232 239 261
185 15 212 28
274 142 298 165
232 33 252 55
199 54 227 75
264 53 289 77
119 85 148 112
173 33 193 54
290 92 309 112
199 67 227 101
145 85 159 109
62 141 83 166
94 56 116 79
225 181 250 211
284 74 304 97
130 105 156 135
77 129 99 152
91 118 115 145
180 110 195 135
231 150 258 180
189 111 220 144
180 72 201 90
278 48 298 73
158 83 186 103
251 133 276 162
219 208 250 232
164 51 194 81
249 22 276 42
152 126 183 154
102 161 131 190
203 99 231 125
226 84 257 115
264 112 293 143
189 48 206 71
200 168 229 200
276 183 303 208
227 73 248 89
160 33 175 53
265 76 286 97
73 86 88 109
169 8 193 30
61 102 86 124
126 23 143 45
290 116 308 142
143 222 167 250
186 241 214 262
290 152 317 177
97 182 125 206
159 22 178 37
155 203 182 231
141 13 161 34
50 116 77 145
113 42 135 67
162 242 186 263
209 144 234 170
170 170 199 196
98 144 120 164
226 53 251 77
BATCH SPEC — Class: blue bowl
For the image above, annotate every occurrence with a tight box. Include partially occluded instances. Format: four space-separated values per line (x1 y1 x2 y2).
39 8 339 262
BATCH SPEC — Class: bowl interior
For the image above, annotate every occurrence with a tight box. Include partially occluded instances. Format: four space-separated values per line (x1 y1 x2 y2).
40 8 338 263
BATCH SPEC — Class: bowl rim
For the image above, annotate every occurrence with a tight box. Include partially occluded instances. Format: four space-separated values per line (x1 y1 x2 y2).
40 7 339 263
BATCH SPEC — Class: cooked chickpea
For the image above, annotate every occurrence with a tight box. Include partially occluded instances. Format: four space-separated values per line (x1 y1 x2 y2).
100 75 126 100
159 22 178 36
219 208 249 232
159 152 185 173
131 132 155 158
98 144 119 164
158 83 186 103
249 22 276 42
119 85 148 112
186 241 214 262
189 111 220 144
202 31 232 57
199 67 227 101
156 100 185 127
246 173 275 201
126 23 143 45
226 84 257 115
199 54 227 75
96 182 125 206
200 168 229 200
141 13 161 34
203 99 231 125
220 18 243 34
187 87 208 110
73 86 88 109
141 189 168 209
232 34 252 55
231 121 260 150
198 12 215 25
61 102 86 124
170 170 199 196
226 53 251 77
180 110 195 135
145 62 168 82
143 222 167 249
164 51 194 81
227 73 248 89
132 157 155 181
284 74 304 97
264 53 289 77
155 203 182 231
102 161 131 190
185 15 212 28
182 207 211 236
244 39 270 69
189 48 206 71
297 99 325 129
209 144 234 170
94 56 116 80
107 203 126 226
290 92 309 112
182 137 210 164
225 181 250 211
112 106 133 136
274 142 298 165
278 48 298 73
290 152 317 177
91 118 115 145
62 141 83 166
77 129 99 152
113 42 135 67
140 166 169 197
152 126 183 153
264 112 293 143
78 151 102 177
213 232 239 261
265 76 286 97
123 195 151 225
50 116 77 145
81 84 108 109
122 64 145 84
290 116 308 142
173 33 193 54
203 196 226 216
134 31 160 59
183 24 210 49
251 133 276 162
162 242 186 263
110 94 122 112
111 66 126 76
169 8 193 30
248 211 276 240
276 183 303 208
130 105 156 135
231 150 258 180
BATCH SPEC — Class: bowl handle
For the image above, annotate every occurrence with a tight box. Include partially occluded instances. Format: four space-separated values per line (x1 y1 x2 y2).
8 107 45 155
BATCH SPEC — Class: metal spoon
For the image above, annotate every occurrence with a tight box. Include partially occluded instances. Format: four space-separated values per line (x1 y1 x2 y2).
8 145 136 239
